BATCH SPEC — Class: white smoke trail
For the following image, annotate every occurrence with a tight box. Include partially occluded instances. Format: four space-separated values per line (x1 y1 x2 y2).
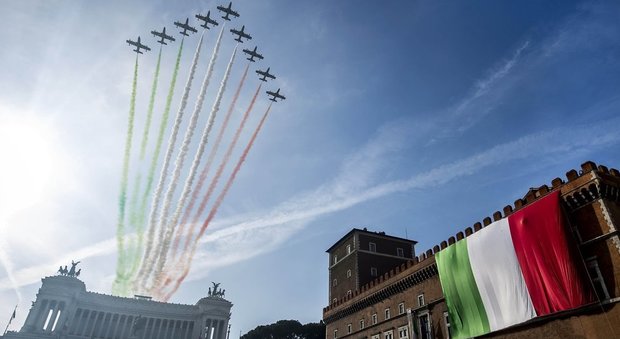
134 33 205 292
150 27 228 289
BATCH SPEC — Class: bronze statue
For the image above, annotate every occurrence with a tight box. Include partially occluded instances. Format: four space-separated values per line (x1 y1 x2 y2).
68 260 80 277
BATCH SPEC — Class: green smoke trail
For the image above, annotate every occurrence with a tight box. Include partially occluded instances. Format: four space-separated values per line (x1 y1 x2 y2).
139 46 163 160
112 54 139 295
126 39 185 287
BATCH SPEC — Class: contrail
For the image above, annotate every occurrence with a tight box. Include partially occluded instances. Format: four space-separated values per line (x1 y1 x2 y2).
181 82 262 257
150 28 229 289
112 54 139 295
139 46 163 160
135 34 204 292
172 62 250 260
161 103 273 300
0 239 22 302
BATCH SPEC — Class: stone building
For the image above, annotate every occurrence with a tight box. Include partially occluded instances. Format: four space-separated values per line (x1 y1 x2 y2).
323 161 620 339
2 274 232 339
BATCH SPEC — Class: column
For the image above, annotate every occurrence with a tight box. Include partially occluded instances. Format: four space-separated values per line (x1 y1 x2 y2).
211 319 219 339
44 301 59 332
170 320 178 339
22 299 48 331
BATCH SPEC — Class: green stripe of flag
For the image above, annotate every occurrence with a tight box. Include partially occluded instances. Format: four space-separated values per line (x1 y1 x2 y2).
436 239 490 339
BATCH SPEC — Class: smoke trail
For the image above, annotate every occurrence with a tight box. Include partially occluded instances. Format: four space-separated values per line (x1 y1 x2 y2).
171 62 250 260
135 34 204 291
161 103 273 300
139 46 163 160
180 82 262 258
130 39 185 288
112 54 139 295
150 28 228 288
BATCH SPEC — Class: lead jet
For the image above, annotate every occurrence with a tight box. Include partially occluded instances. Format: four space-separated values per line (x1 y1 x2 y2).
256 67 276 82
151 27 175 45
230 25 251 43
126 36 151 54
242 46 263 62
174 18 198 36
217 2 240 21
196 11 218 29
266 88 286 102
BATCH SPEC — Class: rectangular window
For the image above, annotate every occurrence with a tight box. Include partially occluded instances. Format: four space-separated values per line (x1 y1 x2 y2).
347 244 352 254
347 269 351 278
360 319 365 330
347 324 352 334
418 313 431 339
347 290 352 297
371 267 378 277
587 257 610 300
372 335 380 339
444 312 451 339
334 329 337 339
369 242 377 252
398 302 405 315
398 326 409 339
372 313 377 325
333 279 337 287
384 308 390 320
417 294 425 307
333 255 338 264
384 330 394 339
397 248 404 257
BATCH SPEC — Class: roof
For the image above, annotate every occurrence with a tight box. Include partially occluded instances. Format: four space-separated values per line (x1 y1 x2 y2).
326 228 418 253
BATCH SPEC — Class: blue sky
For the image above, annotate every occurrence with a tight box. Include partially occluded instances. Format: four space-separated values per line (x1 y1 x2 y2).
1 0 619 336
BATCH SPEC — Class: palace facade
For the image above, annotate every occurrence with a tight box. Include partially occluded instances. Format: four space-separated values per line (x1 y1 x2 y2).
2 275 232 339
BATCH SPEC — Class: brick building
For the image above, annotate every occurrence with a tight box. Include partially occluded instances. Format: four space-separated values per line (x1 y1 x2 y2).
323 161 620 339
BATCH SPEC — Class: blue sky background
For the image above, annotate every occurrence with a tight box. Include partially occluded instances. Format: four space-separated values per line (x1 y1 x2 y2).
1 0 619 336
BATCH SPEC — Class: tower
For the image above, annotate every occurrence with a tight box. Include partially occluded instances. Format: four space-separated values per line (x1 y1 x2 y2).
326 228 416 303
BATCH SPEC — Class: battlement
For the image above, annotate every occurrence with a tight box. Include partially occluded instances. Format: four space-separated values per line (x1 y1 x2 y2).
323 160 620 314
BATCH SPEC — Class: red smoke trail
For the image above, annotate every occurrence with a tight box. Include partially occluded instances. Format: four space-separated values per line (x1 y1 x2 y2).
177 83 262 260
160 103 273 300
170 63 250 260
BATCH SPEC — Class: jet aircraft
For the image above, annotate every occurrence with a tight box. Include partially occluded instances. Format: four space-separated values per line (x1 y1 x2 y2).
230 25 252 43
242 46 263 62
126 36 151 54
266 88 286 102
217 2 240 21
196 11 219 29
174 18 198 36
151 27 175 45
256 67 276 82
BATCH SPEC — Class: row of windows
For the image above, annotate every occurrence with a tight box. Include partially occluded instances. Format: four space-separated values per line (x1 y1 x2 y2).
335 310 448 339
333 242 407 265
334 296 429 338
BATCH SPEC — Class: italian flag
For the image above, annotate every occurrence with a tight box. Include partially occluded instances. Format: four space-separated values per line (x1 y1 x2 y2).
436 191 593 339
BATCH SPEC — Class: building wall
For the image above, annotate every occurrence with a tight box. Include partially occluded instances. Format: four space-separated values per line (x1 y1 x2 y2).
324 161 620 339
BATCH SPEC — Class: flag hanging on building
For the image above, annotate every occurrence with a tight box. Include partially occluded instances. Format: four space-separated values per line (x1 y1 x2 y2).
435 191 594 339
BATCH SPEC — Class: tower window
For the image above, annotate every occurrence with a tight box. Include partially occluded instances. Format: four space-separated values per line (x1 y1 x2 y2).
398 302 405 315
385 308 390 320
333 254 338 264
372 313 377 325
347 323 352 334
333 279 337 287
397 248 404 257
371 267 378 277
369 242 377 252
418 294 425 307
347 244 352 254
360 319 365 329
347 269 351 278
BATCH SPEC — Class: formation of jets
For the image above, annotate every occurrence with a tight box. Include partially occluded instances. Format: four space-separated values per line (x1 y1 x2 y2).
243 46 263 62
126 2 285 102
